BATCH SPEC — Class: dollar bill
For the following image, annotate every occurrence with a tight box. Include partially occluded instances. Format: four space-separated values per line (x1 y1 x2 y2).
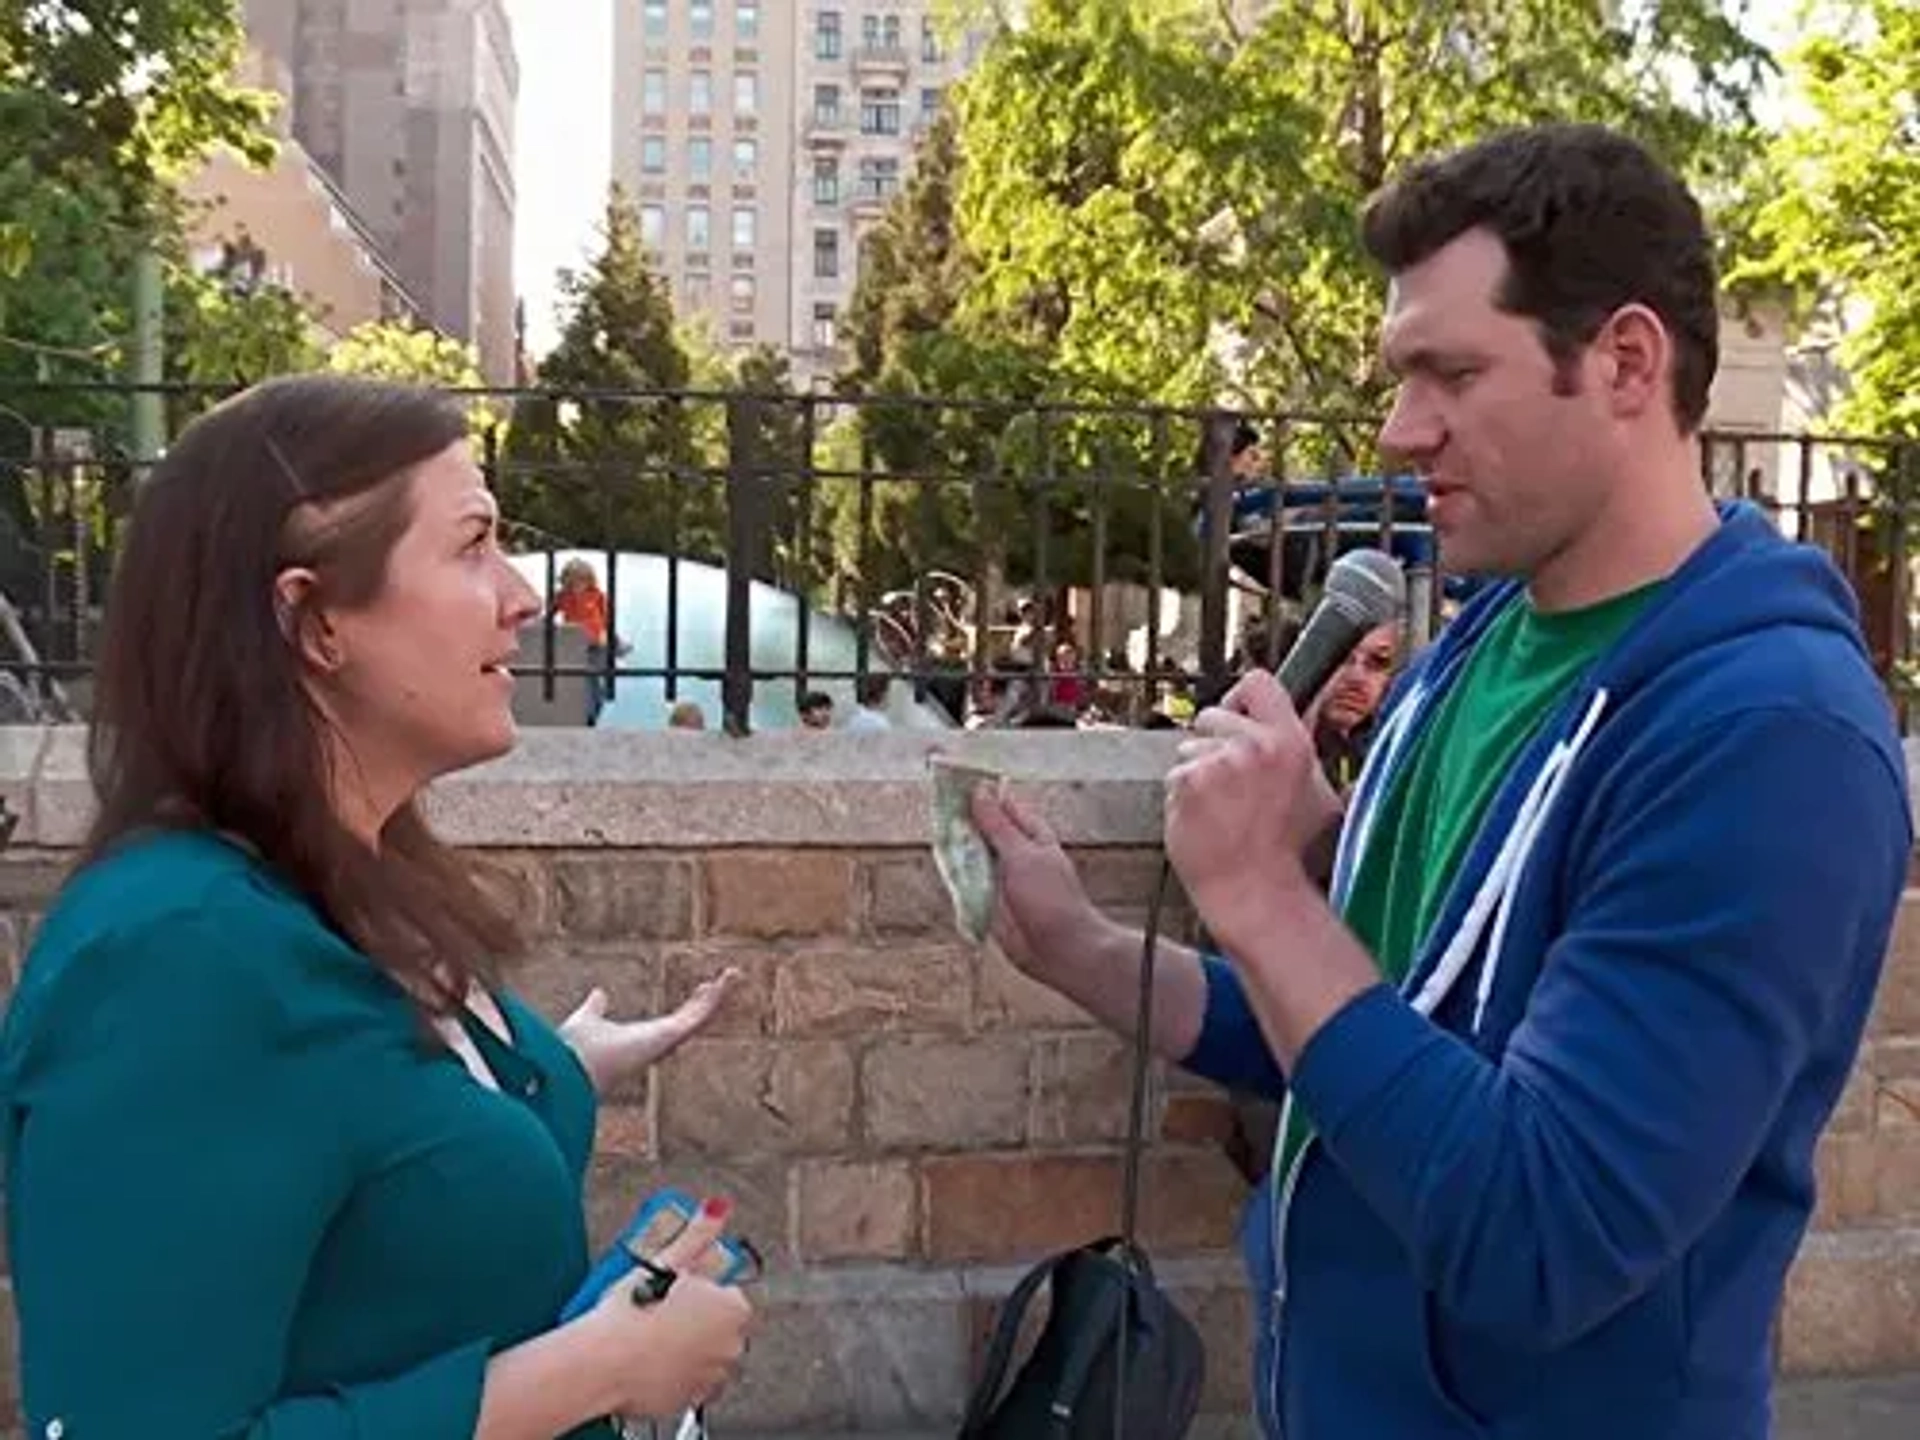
927 755 1004 945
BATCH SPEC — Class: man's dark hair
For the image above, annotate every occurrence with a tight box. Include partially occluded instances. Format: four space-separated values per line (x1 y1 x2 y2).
799 691 833 713
856 672 891 708
1361 123 1718 433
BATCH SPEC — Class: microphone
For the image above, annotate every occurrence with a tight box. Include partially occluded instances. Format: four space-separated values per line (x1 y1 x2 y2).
1274 548 1406 709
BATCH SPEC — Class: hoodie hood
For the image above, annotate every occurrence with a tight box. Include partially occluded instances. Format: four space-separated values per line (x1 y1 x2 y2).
1415 502 1873 712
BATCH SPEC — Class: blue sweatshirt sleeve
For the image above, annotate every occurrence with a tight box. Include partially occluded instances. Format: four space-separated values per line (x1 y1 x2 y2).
1285 707 1909 1351
1180 953 1290 1099
4 910 491 1439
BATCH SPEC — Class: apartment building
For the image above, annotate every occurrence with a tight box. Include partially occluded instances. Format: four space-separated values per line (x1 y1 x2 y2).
611 1 978 378
242 0 521 383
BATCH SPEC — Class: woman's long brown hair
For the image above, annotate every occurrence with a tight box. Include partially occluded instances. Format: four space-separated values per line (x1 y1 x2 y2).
83 374 521 1012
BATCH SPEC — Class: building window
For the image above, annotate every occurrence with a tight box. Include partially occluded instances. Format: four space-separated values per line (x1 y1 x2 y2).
641 136 667 173
686 273 711 309
813 227 840 280
736 0 759 40
812 303 837 349
921 17 941 61
644 0 669 39
688 136 712 179
688 204 712 250
814 84 842 126
862 13 901 49
812 157 840 205
640 204 667 249
690 71 712 114
857 156 900 202
860 88 901 135
730 273 755 314
921 86 942 122
642 69 667 115
690 0 713 40
732 205 756 249
734 72 757 116
733 137 757 178
815 10 841 58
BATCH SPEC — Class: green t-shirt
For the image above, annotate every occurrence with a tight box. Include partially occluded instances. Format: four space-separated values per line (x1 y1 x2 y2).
1273 582 1661 1185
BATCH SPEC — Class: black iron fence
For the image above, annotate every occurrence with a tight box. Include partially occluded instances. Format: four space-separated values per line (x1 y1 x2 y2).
0 380 1913 734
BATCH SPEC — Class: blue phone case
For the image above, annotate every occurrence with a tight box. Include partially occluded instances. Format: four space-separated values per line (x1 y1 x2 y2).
561 1187 754 1322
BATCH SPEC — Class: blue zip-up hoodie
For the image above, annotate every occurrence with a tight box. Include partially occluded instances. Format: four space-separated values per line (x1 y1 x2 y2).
1183 504 1912 1439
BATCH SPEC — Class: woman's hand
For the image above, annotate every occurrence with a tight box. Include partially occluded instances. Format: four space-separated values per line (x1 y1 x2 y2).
582 1202 755 1420
560 969 742 1095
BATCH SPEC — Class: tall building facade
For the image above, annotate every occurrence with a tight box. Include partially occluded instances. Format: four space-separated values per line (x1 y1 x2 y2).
611 1 978 379
242 0 521 383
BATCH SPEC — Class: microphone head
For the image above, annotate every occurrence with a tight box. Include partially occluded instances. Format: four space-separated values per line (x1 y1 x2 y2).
1323 548 1406 629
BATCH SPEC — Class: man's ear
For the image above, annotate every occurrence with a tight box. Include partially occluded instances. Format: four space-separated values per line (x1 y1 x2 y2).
1597 302 1670 423
273 567 343 672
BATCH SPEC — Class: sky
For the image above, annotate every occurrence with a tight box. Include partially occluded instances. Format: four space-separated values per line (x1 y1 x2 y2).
501 0 1803 361
505 0 613 358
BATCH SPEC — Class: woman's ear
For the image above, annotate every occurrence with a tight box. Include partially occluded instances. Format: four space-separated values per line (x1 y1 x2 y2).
273 567 344 672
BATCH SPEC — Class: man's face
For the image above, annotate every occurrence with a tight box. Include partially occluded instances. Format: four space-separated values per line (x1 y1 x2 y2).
1320 623 1399 734
800 703 832 729
1376 229 1616 581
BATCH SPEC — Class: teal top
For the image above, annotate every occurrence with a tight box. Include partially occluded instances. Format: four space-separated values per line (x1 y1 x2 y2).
0 829 615 1439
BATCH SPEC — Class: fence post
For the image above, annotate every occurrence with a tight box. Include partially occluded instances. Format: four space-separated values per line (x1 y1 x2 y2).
723 395 770 735
1197 410 1238 704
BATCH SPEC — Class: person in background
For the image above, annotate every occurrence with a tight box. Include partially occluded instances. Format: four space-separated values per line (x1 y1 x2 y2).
971 125 1909 1439
798 691 834 730
552 559 626 726
0 376 754 1439
667 700 707 731
1306 619 1403 792
1047 639 1088 715
844 673 894 732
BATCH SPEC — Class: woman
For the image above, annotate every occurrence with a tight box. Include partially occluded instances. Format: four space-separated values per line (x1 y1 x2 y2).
0 376 752 1438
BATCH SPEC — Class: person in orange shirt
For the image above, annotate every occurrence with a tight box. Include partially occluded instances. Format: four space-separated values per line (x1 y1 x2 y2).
553 559 620 723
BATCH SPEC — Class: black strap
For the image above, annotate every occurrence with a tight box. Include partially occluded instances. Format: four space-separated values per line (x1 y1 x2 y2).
1112 857 1176 1440
958 1248 1083 1436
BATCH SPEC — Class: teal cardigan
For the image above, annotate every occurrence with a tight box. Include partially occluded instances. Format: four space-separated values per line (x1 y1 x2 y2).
1 829 616 1438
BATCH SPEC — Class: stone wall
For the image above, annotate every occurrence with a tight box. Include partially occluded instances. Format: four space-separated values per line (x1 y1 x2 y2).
0 726 1915 1433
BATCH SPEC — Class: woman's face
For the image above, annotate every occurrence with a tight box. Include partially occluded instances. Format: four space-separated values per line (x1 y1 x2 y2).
311 442 541 801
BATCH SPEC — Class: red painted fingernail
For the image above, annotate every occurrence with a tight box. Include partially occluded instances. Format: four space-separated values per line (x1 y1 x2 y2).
702 1195 733 1221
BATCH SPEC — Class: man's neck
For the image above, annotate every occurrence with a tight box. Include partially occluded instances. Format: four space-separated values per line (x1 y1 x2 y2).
1529 448 1718 613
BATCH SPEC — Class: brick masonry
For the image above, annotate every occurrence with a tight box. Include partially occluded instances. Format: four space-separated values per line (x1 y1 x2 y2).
0 728 1914 1431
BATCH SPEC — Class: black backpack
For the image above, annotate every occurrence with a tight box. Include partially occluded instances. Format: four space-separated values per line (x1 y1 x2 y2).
958 865 1207 1439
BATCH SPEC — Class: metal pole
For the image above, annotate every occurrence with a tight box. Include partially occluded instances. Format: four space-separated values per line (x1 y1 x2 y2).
129 248 166 472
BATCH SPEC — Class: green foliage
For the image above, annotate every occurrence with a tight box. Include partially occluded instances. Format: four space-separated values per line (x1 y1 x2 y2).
0 1 279 446
500 188 710 556
326 320 483 388
1734 0 1919 440
0 1 273 209
163 243 320 430
948 0 1775 431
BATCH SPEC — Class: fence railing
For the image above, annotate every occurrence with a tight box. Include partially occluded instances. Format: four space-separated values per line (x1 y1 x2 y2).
0 380 1913 734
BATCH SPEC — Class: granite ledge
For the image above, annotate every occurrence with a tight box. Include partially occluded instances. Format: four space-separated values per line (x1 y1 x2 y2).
3 726 1183 850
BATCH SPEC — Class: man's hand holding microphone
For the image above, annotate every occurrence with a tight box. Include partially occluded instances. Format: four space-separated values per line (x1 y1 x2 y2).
969 549 1405 1068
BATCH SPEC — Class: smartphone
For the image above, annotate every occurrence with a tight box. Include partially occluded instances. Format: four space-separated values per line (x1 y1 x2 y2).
560 1187 760 1322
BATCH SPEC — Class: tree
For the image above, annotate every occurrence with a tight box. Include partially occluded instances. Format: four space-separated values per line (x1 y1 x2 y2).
727 344 811 585
164 235 321 428
500 188 709 557
949 0 1776 436
1734 0 1918 440
326 320 483 388
0 2 278 438
839 102 1196 599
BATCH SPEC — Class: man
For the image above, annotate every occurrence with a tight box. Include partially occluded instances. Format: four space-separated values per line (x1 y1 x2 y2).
798 691 834 730
1306 620 1400 792
973 123 1910 1439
